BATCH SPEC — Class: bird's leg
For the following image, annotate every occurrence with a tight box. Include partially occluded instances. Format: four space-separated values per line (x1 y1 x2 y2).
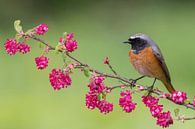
130 76 145 86
148 78 157 95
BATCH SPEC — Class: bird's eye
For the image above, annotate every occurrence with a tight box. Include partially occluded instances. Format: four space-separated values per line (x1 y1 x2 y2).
135 38 140 41
130 37 140 42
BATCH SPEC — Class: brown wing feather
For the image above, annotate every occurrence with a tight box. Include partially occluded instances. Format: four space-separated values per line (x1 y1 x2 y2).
151 45 171 82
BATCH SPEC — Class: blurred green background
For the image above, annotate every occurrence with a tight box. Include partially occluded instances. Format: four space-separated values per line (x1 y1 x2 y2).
1 0 195 129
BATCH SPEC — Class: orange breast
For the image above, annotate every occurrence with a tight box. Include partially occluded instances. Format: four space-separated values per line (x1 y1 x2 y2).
129 47 166 80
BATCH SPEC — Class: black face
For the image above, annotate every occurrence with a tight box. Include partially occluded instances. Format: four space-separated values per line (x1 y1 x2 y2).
129 36 142 44
124 35 149 54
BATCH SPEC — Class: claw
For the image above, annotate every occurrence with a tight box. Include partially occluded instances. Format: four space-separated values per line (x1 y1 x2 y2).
147 85 154 96
129 79 137 86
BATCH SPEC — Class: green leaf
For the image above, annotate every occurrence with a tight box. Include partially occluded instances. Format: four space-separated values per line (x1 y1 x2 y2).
14 20 23 33
102 92 106 99
184 99 190 105
63 32 67 38
174 108 180 117
39 43 43 48
25 29 34 35
55 44 61 54
83 68 90 77
97 94 101 100
15 34 22 42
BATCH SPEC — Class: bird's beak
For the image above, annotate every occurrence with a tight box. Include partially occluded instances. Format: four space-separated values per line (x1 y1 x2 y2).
123 41 130 44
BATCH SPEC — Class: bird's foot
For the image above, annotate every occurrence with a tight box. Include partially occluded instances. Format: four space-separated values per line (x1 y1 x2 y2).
129 76 145 86
147 85 154 96
129 79 137 86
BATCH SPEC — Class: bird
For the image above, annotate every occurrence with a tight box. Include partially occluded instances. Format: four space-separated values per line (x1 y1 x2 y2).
123 33 175 93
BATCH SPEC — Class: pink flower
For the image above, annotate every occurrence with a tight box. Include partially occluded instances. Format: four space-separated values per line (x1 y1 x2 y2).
85 91 99 109
86 75 113 114
142 96 159 108
66 63 78 71
156 111 173 128
65 40 78 52
103 57 110 64
94 76 105 84
193 96 195 108
4 39 18 55
17 42 30 54
138 86 145 91
97 100 113 114
35 56 49 70
171 91 187 104
119 90 137 113
150 105 163 118
88 75 106 93
59 37 65 44
49 69 72 90
35 24 48 35
68 64 75 69
64 33 78 52
66 33 74 40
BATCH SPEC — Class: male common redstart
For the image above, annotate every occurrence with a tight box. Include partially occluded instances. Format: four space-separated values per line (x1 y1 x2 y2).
123 33 175 93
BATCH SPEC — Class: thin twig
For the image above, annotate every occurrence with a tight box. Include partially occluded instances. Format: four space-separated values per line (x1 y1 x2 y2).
183 116 195 120
107 63 118 75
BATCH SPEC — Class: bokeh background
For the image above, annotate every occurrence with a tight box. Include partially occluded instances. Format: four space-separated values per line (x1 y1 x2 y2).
1 0 195 129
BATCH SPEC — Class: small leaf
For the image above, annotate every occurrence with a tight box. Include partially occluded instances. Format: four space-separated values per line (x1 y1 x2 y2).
69 70 73 74
63 32 67 38
55 44 62 54
39 43 43 48
83 68 90 77
97 94 101 100
25 29 34 35
14 20 23 33
184 99 190 105
102 92 106 99
174 108 180 117
15 34 22 42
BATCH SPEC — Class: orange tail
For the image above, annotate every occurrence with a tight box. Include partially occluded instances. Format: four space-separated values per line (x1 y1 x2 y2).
162 81 175 93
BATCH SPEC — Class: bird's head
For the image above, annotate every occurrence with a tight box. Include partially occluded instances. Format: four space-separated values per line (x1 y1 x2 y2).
123 33 151 50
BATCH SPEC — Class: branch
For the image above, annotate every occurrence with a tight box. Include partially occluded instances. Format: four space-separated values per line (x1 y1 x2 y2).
26 34 195 119
106 60 118 75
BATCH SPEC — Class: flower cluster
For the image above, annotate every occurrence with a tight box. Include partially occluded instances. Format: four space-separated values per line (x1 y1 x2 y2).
142 95 159 107
59 33 78 52
4 23 75 91
171 91 187 104
4 39 18 55
150 105 163 118
35 24 48 35
85 75 113 114
17 42 30 54
49 69 72 90
97 100 113 114
156 111 173 128
35 56 49 70
4 39 30 55
86 91 99 109
119 90 136 113
142 96 173 128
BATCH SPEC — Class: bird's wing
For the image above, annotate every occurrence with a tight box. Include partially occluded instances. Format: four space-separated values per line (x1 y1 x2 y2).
151 45 171 82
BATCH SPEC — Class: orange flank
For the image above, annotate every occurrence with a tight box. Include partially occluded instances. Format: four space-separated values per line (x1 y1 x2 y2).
129 47 175 93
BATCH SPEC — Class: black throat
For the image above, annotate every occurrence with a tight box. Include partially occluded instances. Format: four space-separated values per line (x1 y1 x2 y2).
131 43 149 54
